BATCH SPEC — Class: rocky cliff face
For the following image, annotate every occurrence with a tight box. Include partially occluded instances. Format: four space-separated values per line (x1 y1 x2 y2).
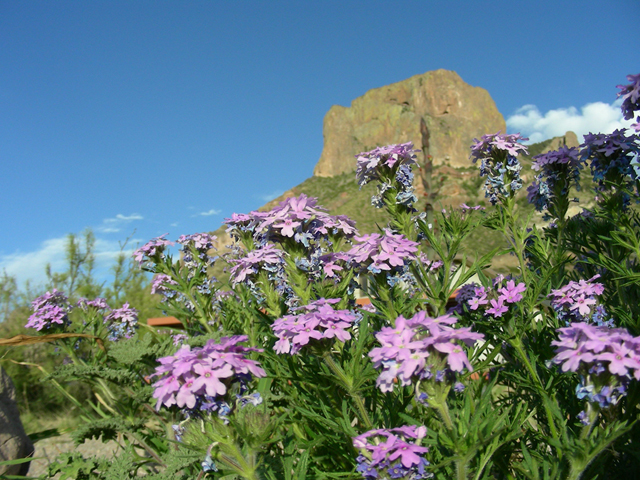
541 131 580 153
313 69 506 176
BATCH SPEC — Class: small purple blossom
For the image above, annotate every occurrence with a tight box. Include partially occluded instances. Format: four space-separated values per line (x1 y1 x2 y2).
77 297 110 311
470 132 528 205
549 275 611 325
151 274 179 296
152 335 266 413
133 234 174 266
349 230 418 277
353 426 430 479
369 312 483 392
272 298 358 355
527 146 584 215
617 73 640 121
26 289 73 332
104 303 139 341
551 322 640 408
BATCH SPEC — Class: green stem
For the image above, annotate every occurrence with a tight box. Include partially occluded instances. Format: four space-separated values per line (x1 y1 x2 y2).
513 343 559 440
322 353 373 429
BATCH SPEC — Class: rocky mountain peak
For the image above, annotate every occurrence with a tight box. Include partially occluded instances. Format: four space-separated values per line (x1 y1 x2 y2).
313 69 505 177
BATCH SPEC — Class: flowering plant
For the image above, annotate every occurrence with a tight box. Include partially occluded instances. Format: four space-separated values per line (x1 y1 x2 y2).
8 73 640 480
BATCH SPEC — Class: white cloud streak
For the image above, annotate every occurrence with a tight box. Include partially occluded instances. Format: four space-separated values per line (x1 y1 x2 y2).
97 213 144 233
507 99 634 144
193 209 221 217
0 236 130 288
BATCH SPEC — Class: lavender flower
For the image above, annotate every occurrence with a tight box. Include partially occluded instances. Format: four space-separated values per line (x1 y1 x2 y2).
456 277 526 319
617 73 640 121
580 129 640 202
353 426 431 479
356 143 419 187
272 298 358 354
369 312 483 393
355 143 421 209
470 132 528 205
348 229 418 278
26 289 73 331
177 233 218 276
551 322 640 408
150 274 178 296
224 194 358 246
77 297 110 311
151 335 266 415
548 275 612 325
133 234 174 267
229 244 286 286
104 303 139 341
527 146 583 215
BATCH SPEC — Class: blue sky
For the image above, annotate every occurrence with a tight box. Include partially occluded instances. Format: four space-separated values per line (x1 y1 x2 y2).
1 0 638 288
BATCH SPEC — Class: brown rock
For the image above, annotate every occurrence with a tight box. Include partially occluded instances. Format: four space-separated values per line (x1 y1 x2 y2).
541 131 580 153
0 367 34 476
313 69 505 177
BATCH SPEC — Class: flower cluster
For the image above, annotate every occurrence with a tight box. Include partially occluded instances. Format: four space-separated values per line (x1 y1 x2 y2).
104 302 139 341
356 142 421 209
527 146 583 215
548 275 613 326
229 243 286 287
177 233 218 279
272 298 358 355
133 234 174 267
551 323 640 412
470 132 529 205
456 276 526 318
348 230 418 286
224 194 358 246
77 297 110 312
150 273 178 297
580 129 640 203
26 289 73 331
152 335 266 416
355 142 419 187
369 312 483 393
225 195 359 306
617 73 640 129
352 425 431 479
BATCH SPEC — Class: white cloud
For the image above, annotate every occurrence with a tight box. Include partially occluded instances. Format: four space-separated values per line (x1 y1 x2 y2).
507 99 634 144
0 236 129 288
104 213 143 223
97 213 144 233
193 209 221 217
258 190 284 202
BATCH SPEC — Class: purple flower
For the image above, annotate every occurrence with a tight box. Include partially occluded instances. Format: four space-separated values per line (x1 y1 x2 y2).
617 73 640 121
353 426 429 479
549 275 609 324
152 335 266 413
497 280 526 304
26 289 72 331
348 230 418 277
356 143 419 187
104 302 139 341
486 297 508 317
151 274 178 296
133 234 174 266
551 322 640 408
77 297 110 311
580 129 640 202
369 311 483 392
470 132 528 205
528 146 584 215
272 298 358 355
